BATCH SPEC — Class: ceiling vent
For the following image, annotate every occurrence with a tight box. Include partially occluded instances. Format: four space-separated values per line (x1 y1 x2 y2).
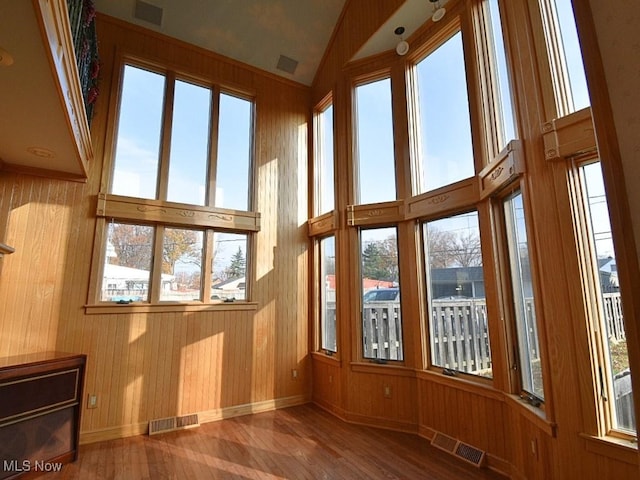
134 0 163 27
276 55 299 75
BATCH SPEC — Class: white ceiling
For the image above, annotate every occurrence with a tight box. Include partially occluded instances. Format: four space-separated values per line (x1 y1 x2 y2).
93 0 446 85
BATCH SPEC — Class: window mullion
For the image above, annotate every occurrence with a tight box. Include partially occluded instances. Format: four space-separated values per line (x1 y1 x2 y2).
202 229 215 303
207 88 220 208
149 225 164 303
157 73 176 201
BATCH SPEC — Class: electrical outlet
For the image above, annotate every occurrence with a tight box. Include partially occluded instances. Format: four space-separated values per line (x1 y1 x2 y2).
291 369 298 379
383 385 392 398
329 375 333 384
87 394 98 409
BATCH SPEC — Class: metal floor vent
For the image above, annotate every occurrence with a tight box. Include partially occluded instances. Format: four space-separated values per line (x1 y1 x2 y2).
149 413 200 435
431 432 486 468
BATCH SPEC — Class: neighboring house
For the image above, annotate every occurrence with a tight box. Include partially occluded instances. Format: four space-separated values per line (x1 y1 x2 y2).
103 263 174 300
212 276 246 300
598 257 619 292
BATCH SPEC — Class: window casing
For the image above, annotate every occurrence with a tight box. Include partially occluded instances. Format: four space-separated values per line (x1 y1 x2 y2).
354 76 396 205
92 61 258 307
423 211 492 378
503 190 544 403
314 100 335 216
578 160 636 436
413 30 474 193
360 227 403 362
319 236 337 353
538 0 590 117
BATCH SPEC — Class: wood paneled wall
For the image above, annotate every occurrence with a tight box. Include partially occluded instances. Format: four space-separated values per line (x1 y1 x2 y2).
0 14 311 442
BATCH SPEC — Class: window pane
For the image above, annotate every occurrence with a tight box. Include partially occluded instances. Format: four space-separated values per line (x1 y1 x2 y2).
488 0 516 147
167 80 211 205
355 79 396 204
424 212 492 377
159 228 204 302
554 0 589 112
112 65 165 199
102 223 154 302
216 93 252 210
539 0 590 115
211 232 248 301
581 162 635 433
360 228 403 361
416 32 474 192
316 104 335 215
504 193 544 400
320 236 337 352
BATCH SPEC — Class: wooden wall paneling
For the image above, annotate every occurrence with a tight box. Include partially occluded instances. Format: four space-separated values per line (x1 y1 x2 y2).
0 12 313 444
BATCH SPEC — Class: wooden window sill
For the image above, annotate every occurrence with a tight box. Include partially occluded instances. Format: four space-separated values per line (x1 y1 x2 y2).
85 302 258 315
504 393 557 437
311 351 341 366
581 433 638 465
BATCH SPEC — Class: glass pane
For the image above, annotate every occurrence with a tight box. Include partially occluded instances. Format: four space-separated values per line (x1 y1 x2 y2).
112 65 165 199
416 32 474 192
581 162 635 433
504 193 544 400
316 104 335 215
320 236 337 352
216 93 252 210
355 79 396 204
211 232 248 301
159 228 204 302
424 212 492 377
102 223 154 302
167 80 211 205
360 228 403 361
488 0 516 147
554 0 589 112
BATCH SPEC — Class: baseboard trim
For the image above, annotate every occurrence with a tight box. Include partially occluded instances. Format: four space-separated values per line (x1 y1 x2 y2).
79 394 309 445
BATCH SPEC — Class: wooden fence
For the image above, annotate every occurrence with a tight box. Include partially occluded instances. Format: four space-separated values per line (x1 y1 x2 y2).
359 294 624 373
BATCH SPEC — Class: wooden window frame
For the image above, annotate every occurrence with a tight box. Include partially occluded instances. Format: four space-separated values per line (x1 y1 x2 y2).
87 56 259 313
546 107 637 444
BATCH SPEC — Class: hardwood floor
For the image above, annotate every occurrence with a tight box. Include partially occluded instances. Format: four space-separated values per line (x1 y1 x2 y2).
49 404 507 479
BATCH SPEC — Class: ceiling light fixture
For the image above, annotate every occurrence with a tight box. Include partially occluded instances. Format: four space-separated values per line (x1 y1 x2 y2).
429 0 446 22
394 26 409 56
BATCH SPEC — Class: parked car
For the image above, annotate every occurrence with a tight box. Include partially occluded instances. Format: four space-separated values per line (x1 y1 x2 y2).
363 288 399 302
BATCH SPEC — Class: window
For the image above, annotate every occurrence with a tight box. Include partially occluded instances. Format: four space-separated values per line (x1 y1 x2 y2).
538 0 590 116
486 0 517 149
360 227 403 361
93 62 258 306
354 78 396 204
504 192 544 402
414 31 474 193
319 236 337 353
423 211 492 378
314 101 335 216
580 161 635 434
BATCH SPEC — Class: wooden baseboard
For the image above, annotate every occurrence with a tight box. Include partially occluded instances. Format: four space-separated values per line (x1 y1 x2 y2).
79 394 310 445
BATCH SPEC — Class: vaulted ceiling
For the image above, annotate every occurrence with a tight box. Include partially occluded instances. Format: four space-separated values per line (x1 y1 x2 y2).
93 0 445 85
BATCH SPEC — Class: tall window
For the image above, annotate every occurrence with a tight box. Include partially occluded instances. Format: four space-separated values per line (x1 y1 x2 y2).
504 192 544 402
539 0 590 116
423 211 492 378
314 102 335 216
414 31 474 193
320 236 337 353
360 227 403 361
580 161 635 434
487 0 517 149
355 78 396 204
95 63 257 305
